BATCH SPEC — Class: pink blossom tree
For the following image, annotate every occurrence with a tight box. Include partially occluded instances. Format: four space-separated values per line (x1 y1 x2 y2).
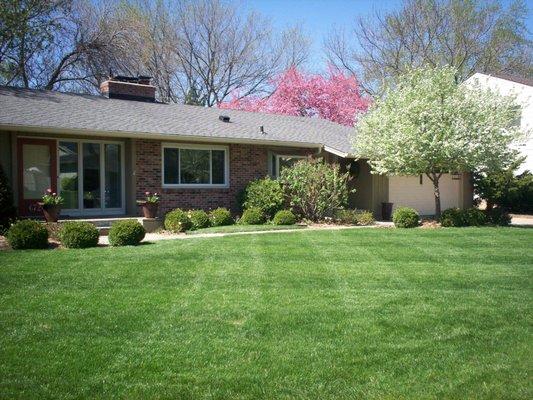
219 67 369 126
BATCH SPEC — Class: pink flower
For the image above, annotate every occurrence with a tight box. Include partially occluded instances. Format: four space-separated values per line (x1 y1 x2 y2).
145 191 150 196
52 193 56 196
46 188 52 193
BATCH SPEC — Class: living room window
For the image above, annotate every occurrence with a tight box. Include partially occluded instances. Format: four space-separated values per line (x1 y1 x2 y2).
162 144 229 187
271 154 307 178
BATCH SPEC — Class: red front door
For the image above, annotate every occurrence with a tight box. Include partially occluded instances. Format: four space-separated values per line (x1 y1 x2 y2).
17 138 57 216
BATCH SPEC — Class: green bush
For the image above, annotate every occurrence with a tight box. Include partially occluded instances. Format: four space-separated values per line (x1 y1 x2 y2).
441 207 488 227
355 210 375 226
6 220 48 250
272 209 297 225
335 209 375 226
473 164 533 213
209 208 234 227
485 208 511 226
280 158 351 221
392 207 419 228
239 207 265 225
0 164 16 234
108 220 145 246
188 209 210 230
242 177 284 219
164 208 192 232
440 208 464 227
463 208 488 226
59 221 99 248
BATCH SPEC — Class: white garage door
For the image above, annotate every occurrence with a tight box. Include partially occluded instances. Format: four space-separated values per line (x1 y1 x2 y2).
389 174 462 216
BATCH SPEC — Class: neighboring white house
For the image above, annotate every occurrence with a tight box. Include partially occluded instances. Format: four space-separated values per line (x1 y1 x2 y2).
463 73 533 174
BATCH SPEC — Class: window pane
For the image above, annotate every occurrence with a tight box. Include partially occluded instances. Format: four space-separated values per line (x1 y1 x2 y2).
180 149 210 184
164 148 179 184
83 143 100 208
211 150 225 184
59 142 78 209
105 144 121 208
22 144 51 199
278 156 303 176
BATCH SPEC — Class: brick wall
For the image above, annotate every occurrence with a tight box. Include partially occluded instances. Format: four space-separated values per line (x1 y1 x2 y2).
134 139 315 216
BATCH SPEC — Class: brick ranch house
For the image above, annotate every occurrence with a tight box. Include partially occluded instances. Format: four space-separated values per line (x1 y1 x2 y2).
0 76 472 219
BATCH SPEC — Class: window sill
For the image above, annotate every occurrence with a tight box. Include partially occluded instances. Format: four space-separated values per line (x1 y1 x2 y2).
162 184 230 189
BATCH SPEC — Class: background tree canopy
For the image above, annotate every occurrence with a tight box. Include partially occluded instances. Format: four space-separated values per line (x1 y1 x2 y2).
325 0 532 94
0 0 310 104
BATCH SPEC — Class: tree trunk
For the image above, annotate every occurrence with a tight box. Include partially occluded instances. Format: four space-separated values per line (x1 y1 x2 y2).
426 172 443 218
433 179 441 218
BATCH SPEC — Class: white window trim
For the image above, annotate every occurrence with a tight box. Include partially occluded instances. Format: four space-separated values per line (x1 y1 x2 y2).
162 143 230 188
273 154 307 178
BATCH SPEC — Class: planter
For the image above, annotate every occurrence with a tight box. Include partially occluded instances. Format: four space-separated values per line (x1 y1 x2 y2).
381 202 393 221
38 203 61 223
139 202 159 219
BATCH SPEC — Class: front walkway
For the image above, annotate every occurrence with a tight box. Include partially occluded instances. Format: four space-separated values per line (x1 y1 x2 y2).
97 222 395 245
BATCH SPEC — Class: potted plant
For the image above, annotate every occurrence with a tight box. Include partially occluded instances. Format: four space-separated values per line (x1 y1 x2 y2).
39 189 64 222
137 191 160 218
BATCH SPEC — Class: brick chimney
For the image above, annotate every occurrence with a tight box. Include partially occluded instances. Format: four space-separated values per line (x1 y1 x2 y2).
100 75 156 102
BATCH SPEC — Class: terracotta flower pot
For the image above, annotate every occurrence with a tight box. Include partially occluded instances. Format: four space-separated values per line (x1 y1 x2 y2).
140 202 159 219
39 203 61 223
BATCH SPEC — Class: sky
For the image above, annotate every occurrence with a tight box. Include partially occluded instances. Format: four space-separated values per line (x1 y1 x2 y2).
241 0 533 71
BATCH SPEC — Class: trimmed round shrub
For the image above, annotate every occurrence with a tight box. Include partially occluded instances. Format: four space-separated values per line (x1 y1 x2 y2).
59 221 99 248
239 207 265 225
440 208 465 227
392 207 419 228
272 209 297 225
486 208 511 226
6 219 49 250
188 210 210 230
164 208 192 232
241 177 284 219
210 207 234 227
108 220 145 246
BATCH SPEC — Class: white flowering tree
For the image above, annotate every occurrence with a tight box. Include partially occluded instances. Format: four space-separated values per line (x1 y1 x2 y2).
354 66 525 217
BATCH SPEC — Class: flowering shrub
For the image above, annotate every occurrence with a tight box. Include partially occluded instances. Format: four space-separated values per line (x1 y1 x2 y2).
188 210 211 230
209 208 234 227
42 189 63 206
280 159 351 221
164 208 192 232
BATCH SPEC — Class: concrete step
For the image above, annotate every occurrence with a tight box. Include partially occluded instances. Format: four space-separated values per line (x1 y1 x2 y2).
58 216 163 235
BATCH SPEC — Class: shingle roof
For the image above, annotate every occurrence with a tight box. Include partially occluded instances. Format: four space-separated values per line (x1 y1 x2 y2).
0 86 354 156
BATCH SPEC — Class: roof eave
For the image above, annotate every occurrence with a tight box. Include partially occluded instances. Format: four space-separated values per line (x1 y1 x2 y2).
0 123 325 150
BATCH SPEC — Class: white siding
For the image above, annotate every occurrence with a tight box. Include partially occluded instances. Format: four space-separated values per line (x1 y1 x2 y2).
389 174 463 216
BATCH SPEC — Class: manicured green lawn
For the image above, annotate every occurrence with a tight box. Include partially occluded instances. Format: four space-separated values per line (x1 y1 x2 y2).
0 227 532 399
186 223 306 234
